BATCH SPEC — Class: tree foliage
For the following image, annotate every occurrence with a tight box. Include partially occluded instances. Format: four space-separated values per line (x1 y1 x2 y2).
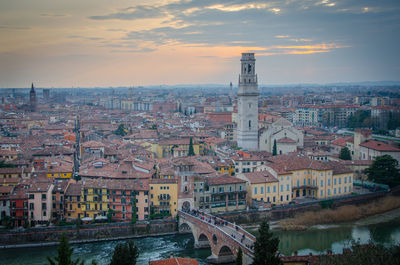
0 160 16 168
114 124 127 136
364 155 400 188
47 233 85 265
272 140 277 156
253 220 282 265
347 110 372 129
235 247 243 265
318 241 400 265
109 240 139 265
188 137 195 156
339 147 352 160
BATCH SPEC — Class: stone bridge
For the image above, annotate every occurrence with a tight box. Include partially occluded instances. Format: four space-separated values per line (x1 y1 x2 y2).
178 210 255 264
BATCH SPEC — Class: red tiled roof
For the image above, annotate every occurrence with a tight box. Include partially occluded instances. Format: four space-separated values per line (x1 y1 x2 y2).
206 176 246 185
360 140 400 152
243 171 278 184
150 258 199 265
277 137 296 144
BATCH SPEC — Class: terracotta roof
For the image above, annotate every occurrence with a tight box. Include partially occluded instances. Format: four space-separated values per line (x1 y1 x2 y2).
325 161 353 175
277 137 296 144
149 258 199 265
243 171 278 184
206 176 246 185
65 183 82 196
360 140 400 152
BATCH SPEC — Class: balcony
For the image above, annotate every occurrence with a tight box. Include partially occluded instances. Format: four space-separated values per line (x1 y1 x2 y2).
158 195 170 201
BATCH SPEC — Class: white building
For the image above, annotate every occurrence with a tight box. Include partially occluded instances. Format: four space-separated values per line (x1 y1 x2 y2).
259 117 303 154
237 53 259 150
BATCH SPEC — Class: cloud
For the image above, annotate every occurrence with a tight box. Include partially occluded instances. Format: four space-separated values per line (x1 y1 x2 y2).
89 5 166 20
40 13 70 18
0 25 30 30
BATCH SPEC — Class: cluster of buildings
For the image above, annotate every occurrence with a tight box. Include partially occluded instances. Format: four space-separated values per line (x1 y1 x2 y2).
0 54 399 228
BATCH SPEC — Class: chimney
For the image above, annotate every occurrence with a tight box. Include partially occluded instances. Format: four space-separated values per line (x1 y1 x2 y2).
170 252 174 259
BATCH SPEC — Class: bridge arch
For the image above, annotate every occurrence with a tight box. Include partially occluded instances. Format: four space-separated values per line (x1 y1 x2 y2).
218 245 235 263
197 233 211 248
179 222 191 232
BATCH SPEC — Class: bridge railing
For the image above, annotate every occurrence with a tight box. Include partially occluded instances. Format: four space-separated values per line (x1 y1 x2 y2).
179 210 255 257
190 210 256 242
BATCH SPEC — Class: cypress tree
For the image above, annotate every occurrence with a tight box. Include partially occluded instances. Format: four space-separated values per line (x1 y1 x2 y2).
253 220 282 265
47 233 85 265
235 247 243 265
188 137 195 156
272 139 277 156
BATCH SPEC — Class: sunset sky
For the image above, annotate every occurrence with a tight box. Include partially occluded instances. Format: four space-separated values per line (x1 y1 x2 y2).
0 0 399 88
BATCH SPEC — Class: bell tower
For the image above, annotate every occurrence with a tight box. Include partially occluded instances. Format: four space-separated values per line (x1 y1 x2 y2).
237 53 259 150
30 83 37 112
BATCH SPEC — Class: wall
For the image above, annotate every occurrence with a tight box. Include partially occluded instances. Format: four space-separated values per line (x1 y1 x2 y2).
0 219 177 246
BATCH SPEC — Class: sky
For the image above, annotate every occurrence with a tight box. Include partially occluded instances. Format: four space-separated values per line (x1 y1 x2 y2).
0 0 399 88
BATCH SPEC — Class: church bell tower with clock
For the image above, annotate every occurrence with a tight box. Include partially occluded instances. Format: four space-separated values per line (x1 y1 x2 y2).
237 53 259 150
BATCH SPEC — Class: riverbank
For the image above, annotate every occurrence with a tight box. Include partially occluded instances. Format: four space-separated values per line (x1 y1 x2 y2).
0 231 181 249
278 196 400 231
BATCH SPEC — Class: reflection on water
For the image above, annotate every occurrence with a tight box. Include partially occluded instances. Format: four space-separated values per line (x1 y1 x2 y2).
1 219 399 265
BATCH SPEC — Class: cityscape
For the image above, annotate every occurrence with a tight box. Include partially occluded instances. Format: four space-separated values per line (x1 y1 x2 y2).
1 1 400 265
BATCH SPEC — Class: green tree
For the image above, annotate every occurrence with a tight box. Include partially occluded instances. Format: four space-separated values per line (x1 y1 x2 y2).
364 155 400 188
109 240 139 265
0 160 16 168
235 247 243 265
47 233 85 265
114 124 127 136
318 241 400 265
272 139 277 156
253 220 282 265
339 147 352 160
188 137 195 156
131 195 137 224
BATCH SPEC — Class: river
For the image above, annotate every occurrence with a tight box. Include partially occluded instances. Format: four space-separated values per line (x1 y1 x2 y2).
1 218 400 265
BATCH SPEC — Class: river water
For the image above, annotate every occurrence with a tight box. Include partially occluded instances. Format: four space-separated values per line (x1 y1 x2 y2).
1 217 400 265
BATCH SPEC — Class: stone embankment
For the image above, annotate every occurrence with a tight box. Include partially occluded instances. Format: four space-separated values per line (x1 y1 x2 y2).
0 219 177 248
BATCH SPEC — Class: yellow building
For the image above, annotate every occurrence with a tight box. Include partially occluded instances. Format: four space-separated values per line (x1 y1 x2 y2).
263 155 353 201
45 158 73 178
149 179 178 217
81 179 109 219
64 183 83 220
238 171 280 205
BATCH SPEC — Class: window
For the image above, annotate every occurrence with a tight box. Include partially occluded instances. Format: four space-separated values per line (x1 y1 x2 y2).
334 178 336 185
286 195 289 201
297 180 299 187
42 194 46 200
320 190 323 197
254 187 258 195
280 195 283 202
338 187 341 194
286 184 289 191
280 185 283 192
328 179 331 186
267 186 270 193
321 180 323 187
339 178 341 184
328 189 330 195
260 187 264 194
42 203 46 210
273 186 276 193
249 120 251 129
344 177 347 184
29 194 34 199
349 176 352 183
334 188 336 194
